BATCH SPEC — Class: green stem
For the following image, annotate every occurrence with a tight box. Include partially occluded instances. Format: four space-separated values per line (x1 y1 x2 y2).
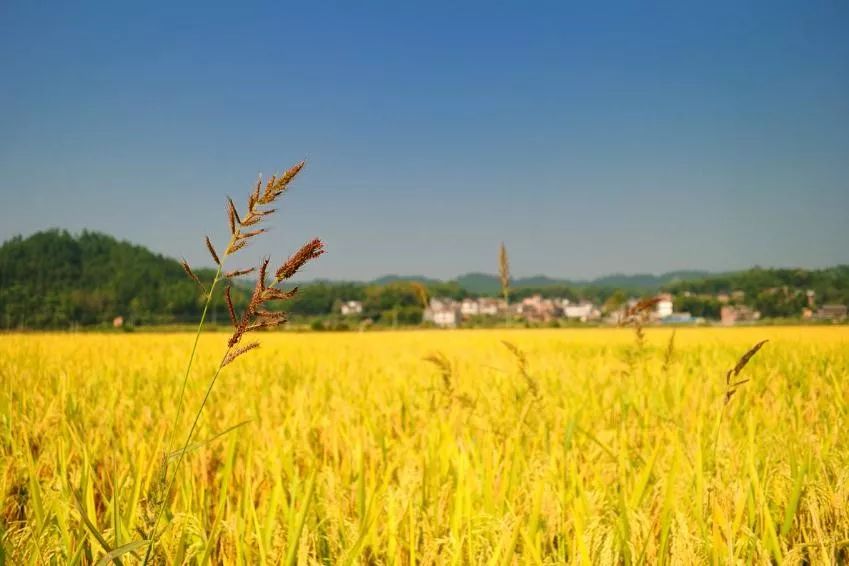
144 351 231 564
143 263 224 564
165 264 223 457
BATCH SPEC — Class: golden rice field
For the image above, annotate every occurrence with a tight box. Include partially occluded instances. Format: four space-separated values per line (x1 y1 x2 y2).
2 327 848 564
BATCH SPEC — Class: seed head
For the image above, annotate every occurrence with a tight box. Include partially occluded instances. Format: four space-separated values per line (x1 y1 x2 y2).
205 236 220 265
275 239 325 282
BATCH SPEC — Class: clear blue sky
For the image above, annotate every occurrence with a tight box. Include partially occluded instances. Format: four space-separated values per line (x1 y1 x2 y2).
1 1 847 280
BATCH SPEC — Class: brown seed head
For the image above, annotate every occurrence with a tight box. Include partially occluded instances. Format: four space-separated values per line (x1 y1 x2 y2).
257 257 270 289
275 239 325 282
727 339 768 385
246 318 286 332
213 163 321 361
205 236 220 265
499 242 510 297
227 198 241 235
255 309 287 321
224 286 237 327
280 160 305 185
180 259 201 287
226 239 249 255
259 160 305 204
225 267 256 279
261 287 299 302
222 341 260 368
236 228 266 241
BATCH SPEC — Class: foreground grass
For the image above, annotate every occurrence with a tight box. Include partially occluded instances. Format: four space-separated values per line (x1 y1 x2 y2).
1 327 848 564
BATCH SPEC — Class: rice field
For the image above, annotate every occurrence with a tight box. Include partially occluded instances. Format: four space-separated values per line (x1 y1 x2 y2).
1 326 848 564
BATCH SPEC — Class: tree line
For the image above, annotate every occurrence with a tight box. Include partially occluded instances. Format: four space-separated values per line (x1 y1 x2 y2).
1 230 847 328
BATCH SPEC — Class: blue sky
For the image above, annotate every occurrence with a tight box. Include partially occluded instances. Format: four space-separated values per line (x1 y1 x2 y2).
1 1 847 280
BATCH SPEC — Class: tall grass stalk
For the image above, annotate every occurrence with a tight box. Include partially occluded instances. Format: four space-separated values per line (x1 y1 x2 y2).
711 339 768 467
499 242 510 327
141 162 324 564
166 261 224 462
143 255 227 564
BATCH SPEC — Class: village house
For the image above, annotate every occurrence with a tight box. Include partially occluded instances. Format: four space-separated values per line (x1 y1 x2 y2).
563 302 600 322
720 305 760 325
517 294 562 322
815 304 847 322
459 297 507 319
339 300 363 316
423 298 461 328
521 294 544 311
655 293 674 319
478 297 506 316
460 298 480 317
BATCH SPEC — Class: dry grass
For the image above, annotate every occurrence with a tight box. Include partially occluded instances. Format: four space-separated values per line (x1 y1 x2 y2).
2 327 848 564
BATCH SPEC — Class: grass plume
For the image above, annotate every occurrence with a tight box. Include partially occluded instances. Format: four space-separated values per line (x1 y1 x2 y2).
499 242 511 326
712 339 769 468
723 339 768 405
501 340 539 399
423 352 453 394
661 330 676 375
142 160 323 563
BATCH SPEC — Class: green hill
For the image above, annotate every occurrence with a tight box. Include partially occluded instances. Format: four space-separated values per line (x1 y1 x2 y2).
0 229 239 328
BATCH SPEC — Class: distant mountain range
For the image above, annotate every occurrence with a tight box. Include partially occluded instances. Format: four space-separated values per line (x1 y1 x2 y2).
0 228 718 296
323 270 717 294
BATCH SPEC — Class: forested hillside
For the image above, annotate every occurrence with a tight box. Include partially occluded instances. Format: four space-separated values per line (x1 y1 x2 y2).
0 230 238 328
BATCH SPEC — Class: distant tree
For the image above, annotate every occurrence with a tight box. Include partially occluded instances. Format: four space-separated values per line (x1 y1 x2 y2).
603 290 627 314
674 295 721 319
0 229 248 328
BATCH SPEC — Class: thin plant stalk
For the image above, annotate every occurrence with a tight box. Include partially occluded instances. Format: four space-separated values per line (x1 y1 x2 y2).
144 258 230 564
142 163 322 563
713 339 768 464
165 261 224 458
144 345 232 564
499 242 510 328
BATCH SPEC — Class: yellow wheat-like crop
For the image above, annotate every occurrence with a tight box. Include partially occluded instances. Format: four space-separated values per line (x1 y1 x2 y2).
1 326 848 564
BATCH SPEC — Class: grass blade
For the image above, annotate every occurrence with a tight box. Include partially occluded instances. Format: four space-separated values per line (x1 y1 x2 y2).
95 540 150 566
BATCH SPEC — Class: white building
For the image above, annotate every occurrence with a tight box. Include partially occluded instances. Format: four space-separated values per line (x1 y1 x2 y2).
656 293 674 319
459 297 507 318
340 300 363 316
460 298 480 317
563 302 599 322
516 295 553 321
423 298 462 328
478 298 505 316
433 309 460 327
